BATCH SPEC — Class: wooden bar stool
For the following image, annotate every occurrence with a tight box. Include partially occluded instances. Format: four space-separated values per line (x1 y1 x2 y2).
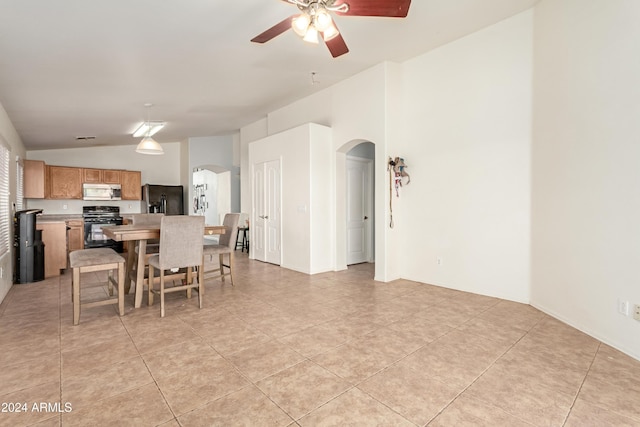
69 248 125 325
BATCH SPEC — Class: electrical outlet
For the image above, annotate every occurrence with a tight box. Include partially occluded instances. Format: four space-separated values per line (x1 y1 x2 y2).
618 299 630 316
62 204 68 210
634 304 640 321
436 257 443 266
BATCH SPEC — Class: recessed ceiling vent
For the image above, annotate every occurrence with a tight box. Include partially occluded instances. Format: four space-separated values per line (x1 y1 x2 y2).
75 136 96 141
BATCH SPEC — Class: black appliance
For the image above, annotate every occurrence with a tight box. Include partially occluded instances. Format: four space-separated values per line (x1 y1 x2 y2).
14 209 45 284
82 206 123 252
142 184 184 215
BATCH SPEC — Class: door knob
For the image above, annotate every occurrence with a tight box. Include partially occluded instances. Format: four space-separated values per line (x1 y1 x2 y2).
364 216 368 220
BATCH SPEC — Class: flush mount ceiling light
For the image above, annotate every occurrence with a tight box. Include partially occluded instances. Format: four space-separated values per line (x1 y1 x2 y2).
132 121 165 138
135 104 164 155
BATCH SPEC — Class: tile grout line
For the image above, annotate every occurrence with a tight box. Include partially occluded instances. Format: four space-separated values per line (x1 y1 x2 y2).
119 312 183 426
423 306 548 426
560 341 601 427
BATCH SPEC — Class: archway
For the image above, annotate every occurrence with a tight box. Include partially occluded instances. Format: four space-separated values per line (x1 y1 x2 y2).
345 142 375 265
191 164 231 230
335 139 381 279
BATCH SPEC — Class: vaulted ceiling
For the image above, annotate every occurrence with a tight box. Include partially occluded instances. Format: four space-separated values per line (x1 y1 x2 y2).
0 0 538 150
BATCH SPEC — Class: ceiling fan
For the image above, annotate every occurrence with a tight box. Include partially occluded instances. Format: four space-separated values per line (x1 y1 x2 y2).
251 0 412 58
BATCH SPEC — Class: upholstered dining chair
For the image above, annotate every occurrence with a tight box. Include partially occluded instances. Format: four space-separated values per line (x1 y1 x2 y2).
147 215 205 317
131 213 164 252
203 213 240 285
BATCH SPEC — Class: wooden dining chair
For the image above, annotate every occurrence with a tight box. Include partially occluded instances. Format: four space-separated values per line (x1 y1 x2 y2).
147 215 205 317
203 213 240 285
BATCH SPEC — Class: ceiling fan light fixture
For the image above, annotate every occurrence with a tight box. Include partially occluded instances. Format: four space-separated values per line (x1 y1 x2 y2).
303 25 319 44
136 136 164 155
322 22 340 41
314 8 333 32
292 13 311 36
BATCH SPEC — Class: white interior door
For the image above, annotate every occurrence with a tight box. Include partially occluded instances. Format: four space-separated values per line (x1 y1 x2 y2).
347 157 373 265
253 165 265 261
265 160 281 264
253 159 281 264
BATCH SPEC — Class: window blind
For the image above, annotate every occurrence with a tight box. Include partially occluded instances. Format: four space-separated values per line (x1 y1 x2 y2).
16 157 24 211
0 140 10 258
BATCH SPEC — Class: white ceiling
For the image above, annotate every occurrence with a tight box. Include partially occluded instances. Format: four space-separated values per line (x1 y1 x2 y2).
0 0 538 151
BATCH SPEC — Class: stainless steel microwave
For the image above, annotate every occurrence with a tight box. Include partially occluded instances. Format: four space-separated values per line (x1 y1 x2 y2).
82 183 122 201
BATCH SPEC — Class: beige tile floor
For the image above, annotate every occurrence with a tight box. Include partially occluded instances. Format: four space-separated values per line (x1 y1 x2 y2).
1 252 639 426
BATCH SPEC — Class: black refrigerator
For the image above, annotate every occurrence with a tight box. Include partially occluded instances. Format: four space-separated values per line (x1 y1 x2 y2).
141 184 184 215
14 209 45 284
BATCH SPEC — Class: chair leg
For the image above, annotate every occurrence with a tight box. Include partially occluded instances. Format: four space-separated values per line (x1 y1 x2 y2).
198 263 204 309
73 268 81 326
107 269 114 296
118 261 125 316
148 265 155 306
186 267 192 299
160 272 166 318
219 254 225 282
228 252 235 286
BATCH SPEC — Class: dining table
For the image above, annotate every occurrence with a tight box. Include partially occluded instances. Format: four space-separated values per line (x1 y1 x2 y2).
102 223 226 308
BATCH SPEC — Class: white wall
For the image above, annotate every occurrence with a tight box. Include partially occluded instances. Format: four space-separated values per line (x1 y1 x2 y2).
309 125 334 274
531 0 640 360
241 64 393 280
0 102 26 303
392 10 533 303
249 123 333 274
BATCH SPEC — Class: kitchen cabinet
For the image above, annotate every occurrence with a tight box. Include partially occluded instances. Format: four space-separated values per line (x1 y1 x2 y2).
103 169 121 184
121 170 141 200
83 168 102 183
24 160 46 198
24 161 140 200
66 219 84 254
36 222 67 278
82 168 121 184
49 166 82 199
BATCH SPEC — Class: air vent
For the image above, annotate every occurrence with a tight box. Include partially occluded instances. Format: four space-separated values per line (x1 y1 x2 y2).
75 136 96 141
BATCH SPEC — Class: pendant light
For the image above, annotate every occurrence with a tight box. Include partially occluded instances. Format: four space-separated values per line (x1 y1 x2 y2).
135 104 164 155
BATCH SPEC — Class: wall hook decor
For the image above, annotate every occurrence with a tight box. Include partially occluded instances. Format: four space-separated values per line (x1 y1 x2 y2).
387 157 410 228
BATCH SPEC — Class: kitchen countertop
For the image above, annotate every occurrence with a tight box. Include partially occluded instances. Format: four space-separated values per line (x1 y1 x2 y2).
37 214 84 223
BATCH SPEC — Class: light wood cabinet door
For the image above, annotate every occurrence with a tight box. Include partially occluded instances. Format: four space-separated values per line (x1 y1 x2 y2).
24 160 46 199
36 222 67 278
121 170 141 200
83 168 102 183
83 168 121 184
49 166 82 199
103 169 121 184
66 220 84 258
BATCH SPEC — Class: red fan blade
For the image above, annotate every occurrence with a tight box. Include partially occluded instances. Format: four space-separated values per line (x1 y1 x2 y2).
251 15 297 43
323 24 349 58
334 0 411 18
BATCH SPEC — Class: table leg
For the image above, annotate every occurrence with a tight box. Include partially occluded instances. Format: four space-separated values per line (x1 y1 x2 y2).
125 240 136 294
134 240 147 308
